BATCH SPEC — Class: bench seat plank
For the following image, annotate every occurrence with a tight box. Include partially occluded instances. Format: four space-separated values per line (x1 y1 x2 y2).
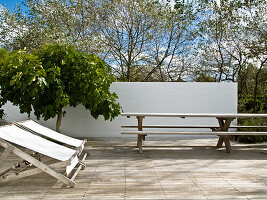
121 113 267 118
121 125 267 129
121 131 267 135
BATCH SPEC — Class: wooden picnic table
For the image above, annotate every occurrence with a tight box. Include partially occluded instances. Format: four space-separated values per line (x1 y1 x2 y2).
121 113 267 153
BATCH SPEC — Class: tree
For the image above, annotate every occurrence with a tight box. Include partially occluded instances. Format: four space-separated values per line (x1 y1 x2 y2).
0 0 100 53
24 0 101 53
1 0 200 82
238 63 267 113
143 0 198 82
195 74 215 82
0 5 29 50
198 0 266 109
0 44 121 132
239 0 267 112
95 0 199 82
95 0 158 81
197 1 241 82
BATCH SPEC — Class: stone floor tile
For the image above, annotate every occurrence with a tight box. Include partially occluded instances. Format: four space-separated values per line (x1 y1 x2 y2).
1 137 267 199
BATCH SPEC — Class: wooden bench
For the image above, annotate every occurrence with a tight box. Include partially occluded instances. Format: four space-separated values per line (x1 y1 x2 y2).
121 113 267 153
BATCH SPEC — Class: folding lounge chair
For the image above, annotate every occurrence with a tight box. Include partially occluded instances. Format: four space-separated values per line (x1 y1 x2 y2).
14 118 87 155
0 123 87 187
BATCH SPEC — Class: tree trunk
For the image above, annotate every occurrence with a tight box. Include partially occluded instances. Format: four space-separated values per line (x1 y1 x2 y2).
56 110 63 133
253 71 260 112
253 58 267 112
126 62 131 82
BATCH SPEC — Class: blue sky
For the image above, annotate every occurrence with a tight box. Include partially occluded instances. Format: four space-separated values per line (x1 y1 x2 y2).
0 0 24 11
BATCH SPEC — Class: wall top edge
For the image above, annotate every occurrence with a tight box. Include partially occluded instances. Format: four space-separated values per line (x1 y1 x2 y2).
113 82 237 84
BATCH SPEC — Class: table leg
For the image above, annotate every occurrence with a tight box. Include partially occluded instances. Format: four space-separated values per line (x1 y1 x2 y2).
136 116 144 153
216 117 234 153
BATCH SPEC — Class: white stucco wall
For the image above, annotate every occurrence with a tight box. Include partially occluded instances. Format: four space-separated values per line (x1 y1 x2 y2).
2 82 237 137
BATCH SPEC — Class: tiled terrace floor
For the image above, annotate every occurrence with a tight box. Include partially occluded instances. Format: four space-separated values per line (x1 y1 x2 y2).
1 137 267 199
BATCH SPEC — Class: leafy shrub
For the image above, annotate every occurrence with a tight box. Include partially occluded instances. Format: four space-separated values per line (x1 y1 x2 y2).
0 44 121 132
238 95 267 113
237 118 267 143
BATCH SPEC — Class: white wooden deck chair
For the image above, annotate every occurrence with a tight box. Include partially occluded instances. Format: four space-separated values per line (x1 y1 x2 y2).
14 118 86 155
0 123 87 188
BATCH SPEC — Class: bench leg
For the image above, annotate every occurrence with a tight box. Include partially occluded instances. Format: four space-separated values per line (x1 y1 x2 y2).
224 136 232 153
136 135 140 148
216 117 234 153
142 134 147 141
216 136 224 148
216 136 232 153
137 135 143 154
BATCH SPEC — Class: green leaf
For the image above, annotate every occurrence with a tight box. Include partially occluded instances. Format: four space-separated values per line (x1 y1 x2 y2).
10 80 16 86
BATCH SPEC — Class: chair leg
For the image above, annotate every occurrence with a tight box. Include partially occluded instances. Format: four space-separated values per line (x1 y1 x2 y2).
71 152 88 181
78 152 88 170
0 141 76 188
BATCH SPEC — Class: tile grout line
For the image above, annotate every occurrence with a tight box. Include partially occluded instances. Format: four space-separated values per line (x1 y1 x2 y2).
82 151 102 199
177 160 209 200
0 180 20 199
1 155 33 199
230 161 267 187
200 160 251 200
185 173 209 200
151 161 168 200
41 181 56 200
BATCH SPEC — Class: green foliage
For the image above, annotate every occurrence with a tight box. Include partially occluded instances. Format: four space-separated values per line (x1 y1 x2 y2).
238 95 267 113
0 44 121 129
0 48 43 115
238 64 267 113
195 74 215 82
0 109 4 119
0 110 8 126
0 0 199 82
237 118 267 143
237 63 267 143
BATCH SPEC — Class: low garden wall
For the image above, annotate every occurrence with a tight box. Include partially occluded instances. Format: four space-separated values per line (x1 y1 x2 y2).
3 82 237 137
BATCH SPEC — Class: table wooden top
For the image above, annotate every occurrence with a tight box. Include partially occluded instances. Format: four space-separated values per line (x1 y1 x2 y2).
121 113 267 118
